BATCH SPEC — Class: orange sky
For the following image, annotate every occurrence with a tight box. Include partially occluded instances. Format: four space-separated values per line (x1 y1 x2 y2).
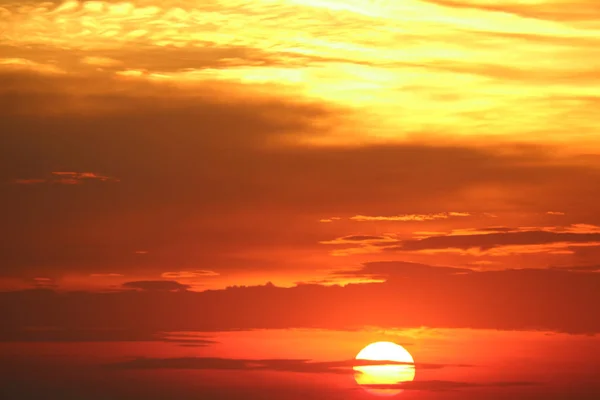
1 327 599 399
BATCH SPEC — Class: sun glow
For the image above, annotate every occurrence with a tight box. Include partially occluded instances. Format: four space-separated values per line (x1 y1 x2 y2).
354 341 416 396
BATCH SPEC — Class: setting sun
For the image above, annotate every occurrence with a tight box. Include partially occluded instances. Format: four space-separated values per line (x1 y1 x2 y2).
354 342 416 396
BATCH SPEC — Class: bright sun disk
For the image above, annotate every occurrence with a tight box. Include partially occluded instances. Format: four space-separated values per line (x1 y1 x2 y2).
354 341 416 396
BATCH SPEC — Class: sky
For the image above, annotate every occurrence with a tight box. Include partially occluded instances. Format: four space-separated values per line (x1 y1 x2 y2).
1 1 600 399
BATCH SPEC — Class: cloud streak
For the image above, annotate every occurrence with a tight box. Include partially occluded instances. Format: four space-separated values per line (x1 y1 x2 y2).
362 379 536 391
350 212 471 222
107 356 470 374
389 229 600 255
122 280 190 291
320 225 600 257
11 171 119 185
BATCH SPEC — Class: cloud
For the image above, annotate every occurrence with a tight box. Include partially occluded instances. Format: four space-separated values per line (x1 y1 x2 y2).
0 325 218 345
435 224 600 237
81 56 123 67
1 0 599 147
339 235 391 241
161 270 220 279
424 0 599 23
3 71 600 281
320 235 397 245
159 338 218 346
319 217 341 223
361 379 536 391
324 224 600 257
0 58 65 75
122 280 190 291
11 179 46 185
389 230 600 254
107 357 350 373
10 171 119 185
2 263 599 335
0 327 182 342
445 226 517 235
333 261 473 281
350 212 471 222
0 70 339 276
31 277 58 289
51 171 120 183
107 356 468 374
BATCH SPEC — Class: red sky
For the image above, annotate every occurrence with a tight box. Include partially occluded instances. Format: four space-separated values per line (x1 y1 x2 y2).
1 1 599 399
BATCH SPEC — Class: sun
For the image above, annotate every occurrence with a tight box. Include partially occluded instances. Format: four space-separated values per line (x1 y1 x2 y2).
353 341 416 396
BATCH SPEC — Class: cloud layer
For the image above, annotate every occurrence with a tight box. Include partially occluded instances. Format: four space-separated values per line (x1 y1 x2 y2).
1 262 599 335
3 70 600 285
1 0 600 146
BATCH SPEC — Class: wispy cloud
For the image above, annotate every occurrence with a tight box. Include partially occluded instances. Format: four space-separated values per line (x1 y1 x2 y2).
319 217 341 223
122 280 190 291
81 56 123 67
51 171 120 183
11 172 119 185
362 379 536 391
350 212 471 222
11 179 46 185
322 224 600 257
320 234 399 257
107 356 471 374
31 277 57 289
320 235 397 245
0 58 65 74
385 227 600 256
161 270 220 279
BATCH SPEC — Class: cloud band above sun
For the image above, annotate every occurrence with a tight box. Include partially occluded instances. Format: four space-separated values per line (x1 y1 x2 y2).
1 0 600 148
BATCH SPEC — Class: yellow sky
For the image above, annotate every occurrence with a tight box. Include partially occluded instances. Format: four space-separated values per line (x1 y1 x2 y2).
2 0 600 148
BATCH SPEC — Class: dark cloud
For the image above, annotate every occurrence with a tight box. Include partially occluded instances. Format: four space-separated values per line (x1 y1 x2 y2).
159 335 217 346
122 280 190 291
107 356 470 373
474 227 515 233
391 231 600 252
341 235 390 242
363 379 536 391
10 171 119 185
0 324 217 343
1 349 598 400
0 328 177 343
2 71 600 279
334 261 473 280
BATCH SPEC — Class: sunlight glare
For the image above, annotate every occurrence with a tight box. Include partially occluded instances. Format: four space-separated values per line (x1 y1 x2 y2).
354 341 416 396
